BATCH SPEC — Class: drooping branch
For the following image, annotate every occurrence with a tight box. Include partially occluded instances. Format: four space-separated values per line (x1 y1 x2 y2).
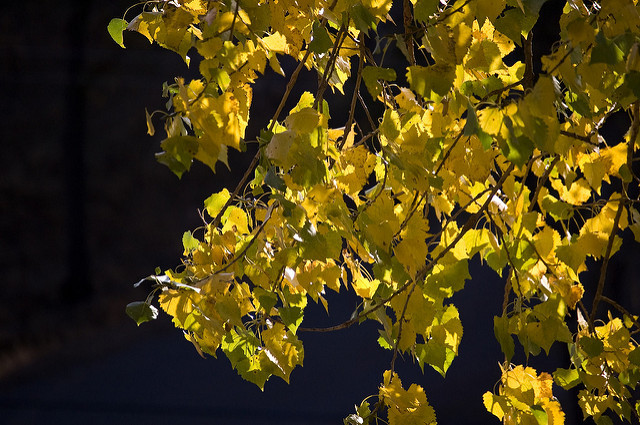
300 163 516 333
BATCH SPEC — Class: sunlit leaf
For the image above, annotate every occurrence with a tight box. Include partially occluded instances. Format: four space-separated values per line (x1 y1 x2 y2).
108 18 128 48
126 301 159 325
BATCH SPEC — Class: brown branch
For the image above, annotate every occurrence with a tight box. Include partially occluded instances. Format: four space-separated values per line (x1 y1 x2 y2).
392 191 426 241
489 213 521 300
415 163 515 283
434 131 464 175
403 0 416 66
481 79 524 103
502 268 513 315
315 23 347 110
300 163 514 333
351 159 388 221
227 0 240 42
269 48 314 132
338 33 365 151
214 203 275 274
422 186 493 248
212 49 313 229
559 130 597 145
358 92 377 131
529 155 560 213
629 102 640 183
390 279 419 376
522 31 535 91
588 198 625 327
601 296 640 334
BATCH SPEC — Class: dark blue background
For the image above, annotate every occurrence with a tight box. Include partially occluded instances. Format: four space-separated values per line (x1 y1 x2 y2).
1 1 639 424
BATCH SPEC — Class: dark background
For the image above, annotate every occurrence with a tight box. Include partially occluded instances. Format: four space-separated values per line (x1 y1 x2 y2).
1 1 639 424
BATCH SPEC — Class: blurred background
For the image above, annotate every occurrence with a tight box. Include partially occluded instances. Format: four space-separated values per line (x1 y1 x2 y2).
1 1 639 424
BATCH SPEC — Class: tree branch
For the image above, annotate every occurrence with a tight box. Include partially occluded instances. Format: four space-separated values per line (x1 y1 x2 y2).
601 296 640 334
339 33 366 151
588 198 625 327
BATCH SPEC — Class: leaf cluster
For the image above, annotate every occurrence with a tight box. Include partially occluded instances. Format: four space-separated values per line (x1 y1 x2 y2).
110 0 640 423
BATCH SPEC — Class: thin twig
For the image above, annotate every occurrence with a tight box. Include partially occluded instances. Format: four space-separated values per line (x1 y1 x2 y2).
215 203 275 274
588 198 625 327
601 296 640 334
522 31 535 91
301 162 514 333
559 130 597 145
434 131 464 175
529 155 560 212
339 33 365 151
211 49 313 229
390 279 418 376
628 102 640 183
227 0 240 42
315 23 347 110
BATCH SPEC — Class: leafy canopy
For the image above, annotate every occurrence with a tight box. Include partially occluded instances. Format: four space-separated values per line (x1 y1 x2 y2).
112 0 640 423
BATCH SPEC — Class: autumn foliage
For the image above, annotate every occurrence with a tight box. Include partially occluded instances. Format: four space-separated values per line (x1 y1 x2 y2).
111 0 640 422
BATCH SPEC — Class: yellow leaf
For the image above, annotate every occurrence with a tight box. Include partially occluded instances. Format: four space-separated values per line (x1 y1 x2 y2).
260 322 304 383
197 37 223 59
261 32 288 53
395 87 423 112
380 371 437 425
483 392 507 419
550 177 592 205
352 275 380 298
334 145 376 196
266 130 295 165
285 107 321 134
222 206 250 235
479 106 506 136
533 225 561 261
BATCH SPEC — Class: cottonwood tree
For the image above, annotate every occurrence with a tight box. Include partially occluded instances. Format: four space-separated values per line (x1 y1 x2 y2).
110 0 640 422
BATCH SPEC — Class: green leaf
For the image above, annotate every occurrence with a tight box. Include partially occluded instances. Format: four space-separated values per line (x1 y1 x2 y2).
625 71 640 98
204 188 231 218
407 65 455 102
553 367 581 389
423 259 470 298
182 231 199 252
494 8 538 44
465 40 504 72
595 416 614 425
309 20 333 54
264 167 286 191
579 336 604 357
415 342 456 377
494 315 515 361
253 287 278 313
126 301 159 326
463 101 493 148
463 101 480 137
414 0 439 22
362 66 396 99
590 32 624 65
279 306 304 332
628 346 640 366
531 405 548 425
503 132 534 168
108 18 128 48
351 3 377 33
155 135 198 178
